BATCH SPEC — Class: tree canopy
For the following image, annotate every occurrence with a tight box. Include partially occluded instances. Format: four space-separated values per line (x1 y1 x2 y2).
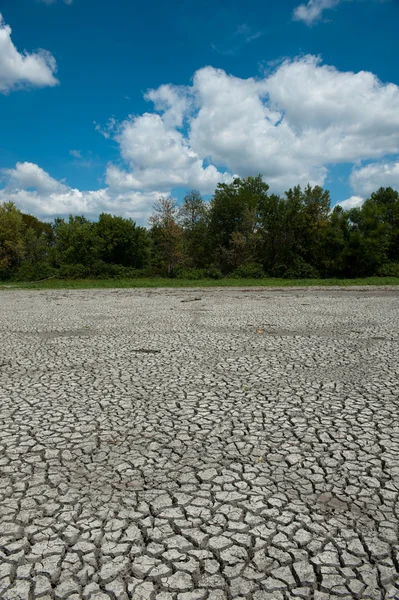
1 178 399 281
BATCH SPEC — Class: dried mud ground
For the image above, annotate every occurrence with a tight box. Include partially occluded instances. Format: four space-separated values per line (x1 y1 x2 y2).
1 287 399 600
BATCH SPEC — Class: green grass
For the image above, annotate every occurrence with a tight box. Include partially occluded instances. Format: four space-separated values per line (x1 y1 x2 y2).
1 276 399 290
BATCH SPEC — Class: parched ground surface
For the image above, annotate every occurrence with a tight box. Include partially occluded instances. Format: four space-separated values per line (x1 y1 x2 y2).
1 287 399 600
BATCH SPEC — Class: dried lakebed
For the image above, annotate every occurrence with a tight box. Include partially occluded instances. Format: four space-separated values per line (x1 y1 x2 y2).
0 287 399 600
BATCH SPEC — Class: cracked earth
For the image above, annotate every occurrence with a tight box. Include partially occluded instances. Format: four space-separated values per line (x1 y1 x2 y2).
1 286 399 600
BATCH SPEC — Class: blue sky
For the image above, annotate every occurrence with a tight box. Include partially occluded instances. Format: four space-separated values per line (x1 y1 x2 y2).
0 0 399 222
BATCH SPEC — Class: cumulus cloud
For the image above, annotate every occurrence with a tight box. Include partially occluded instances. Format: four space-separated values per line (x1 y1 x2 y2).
0 162 159 224
120 55 399 193
350 160 399 196
5 55 399 221
0 13 58 93
109 111 234 194
188 63 328 190
4 162 67 195
145 84 192 129
336 195 365 210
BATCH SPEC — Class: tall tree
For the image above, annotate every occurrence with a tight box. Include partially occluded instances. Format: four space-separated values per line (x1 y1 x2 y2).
301 184 331 269
96 213 149 268
343 187 399 275
149 196 184 276
20 213 54 266
209 175 269 270
368 187 399 262
53 215 101 266
0 202 26 274
178 190 209 268
320 205 350 276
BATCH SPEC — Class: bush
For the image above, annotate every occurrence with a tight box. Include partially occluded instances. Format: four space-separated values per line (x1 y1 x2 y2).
89 261 131 279
14 261 58 282
277 258 320 279
376 263 399 277
57 261 148 279
58 263 90 279
231 263 265 279
173 268 206 280
171 267 224 280
204 266 224 279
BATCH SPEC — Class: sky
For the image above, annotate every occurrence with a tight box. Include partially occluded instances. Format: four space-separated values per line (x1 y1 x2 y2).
0 0 399 223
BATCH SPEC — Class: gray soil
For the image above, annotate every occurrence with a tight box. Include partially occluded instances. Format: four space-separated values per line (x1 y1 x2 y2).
1 287 399 600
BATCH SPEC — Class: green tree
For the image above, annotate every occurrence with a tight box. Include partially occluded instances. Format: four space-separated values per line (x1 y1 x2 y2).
178 190 209 268
21 213 53 240
344 189 399 276
0 202 26 274
368 187 399 263
301 184 331 270
149 196 184 276
320 205 351 276
257 188 305 275
20 213 54 266
2 179 398 282
53 215 101 266
209 175 269 271
96 213 149 268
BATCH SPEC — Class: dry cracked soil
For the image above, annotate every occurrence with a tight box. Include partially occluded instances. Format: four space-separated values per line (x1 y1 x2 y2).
0 286 399 600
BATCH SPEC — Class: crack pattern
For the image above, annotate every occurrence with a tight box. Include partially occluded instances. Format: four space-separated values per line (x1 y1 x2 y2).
0 287 399 600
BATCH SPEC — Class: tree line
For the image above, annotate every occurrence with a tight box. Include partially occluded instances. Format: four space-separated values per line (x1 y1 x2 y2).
1 176 399 281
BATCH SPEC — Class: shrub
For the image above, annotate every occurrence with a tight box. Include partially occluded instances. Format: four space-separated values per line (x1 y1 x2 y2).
376 263 399 277
172 266 224 280
173 268 206 280
58 263 90 279
57 261 148 279
204 266 224 279
279 258 320 279
231 263 265 279
14 261 58 282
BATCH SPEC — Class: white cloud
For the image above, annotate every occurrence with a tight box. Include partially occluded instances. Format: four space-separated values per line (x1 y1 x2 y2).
5 55 399 222
188 63 328 190
145 84 192 128
293 0 388 26
69 150 82 159
94 118 117 139
0 13 58 93
183 56 399 191
102 55 399 195
4 162 67 194
110 111 233 193
336 195 365 210
350 160 399 196
0 162 158 224
293 0 342 25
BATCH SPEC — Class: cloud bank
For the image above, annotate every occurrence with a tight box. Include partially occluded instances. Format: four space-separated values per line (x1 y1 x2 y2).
0 162 158 224
3 55 399 220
